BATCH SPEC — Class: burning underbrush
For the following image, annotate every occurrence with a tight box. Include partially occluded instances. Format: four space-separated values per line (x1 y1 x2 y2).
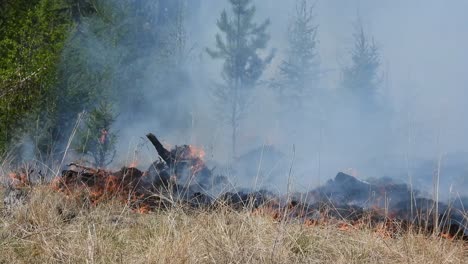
3 133 468 242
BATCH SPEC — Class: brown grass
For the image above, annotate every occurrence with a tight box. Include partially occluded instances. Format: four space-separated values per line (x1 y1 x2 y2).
0 186 467 264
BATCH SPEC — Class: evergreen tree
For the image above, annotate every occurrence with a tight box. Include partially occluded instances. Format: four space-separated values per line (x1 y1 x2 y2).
274 0 320 108
207 0 274 158
0 0 194 157
75 101 117 167
342 21 381 108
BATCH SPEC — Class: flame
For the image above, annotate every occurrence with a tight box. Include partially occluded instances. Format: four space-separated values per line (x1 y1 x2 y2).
129 160 138 168
51 165 158 213
135 204 151 214
337 222 353 231
181 145 206 175
8 172 30 187
252 204 281 220
440 232 454 240
56 143 207 206
188 145 206 159
304 219 318 226
100 129 108 144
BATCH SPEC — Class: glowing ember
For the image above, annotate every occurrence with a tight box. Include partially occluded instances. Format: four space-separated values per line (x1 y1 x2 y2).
129 160 138 168
188 145 205 160
42 133 468 241
8 172 30 187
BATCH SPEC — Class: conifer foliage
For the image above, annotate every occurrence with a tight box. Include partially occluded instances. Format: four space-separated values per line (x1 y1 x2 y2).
342 21 381 108
207 0 274 158
75 102 117 168
275 0 320 107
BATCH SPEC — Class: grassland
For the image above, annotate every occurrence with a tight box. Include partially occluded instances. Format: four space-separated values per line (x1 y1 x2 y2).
0 185 467 264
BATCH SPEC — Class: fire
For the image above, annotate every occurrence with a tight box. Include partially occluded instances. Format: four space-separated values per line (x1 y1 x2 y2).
440 232 454 240
337 222 353 231
188 145 206 160
51 166 150 211
252 202 281 220
42 133 468 241
136 204 151 214
49 136 211 214
188 145 206 175
8 172 30 187
174 144 206 175
99 129 108 144
129 160 138 168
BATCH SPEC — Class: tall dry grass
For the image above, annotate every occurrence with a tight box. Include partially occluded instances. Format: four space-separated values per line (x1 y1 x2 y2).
0 185 467 264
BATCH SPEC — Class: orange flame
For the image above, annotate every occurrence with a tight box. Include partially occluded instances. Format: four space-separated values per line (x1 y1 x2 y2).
188 145 205 159
129 160 138 168
8 172 30 187
180 145 206 175
440 232 454 240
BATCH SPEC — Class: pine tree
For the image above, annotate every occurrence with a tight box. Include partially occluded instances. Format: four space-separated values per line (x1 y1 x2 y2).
342 21 381 108
207 0 274 158
340 21 385 169
274 0 320 108
75 101 117 168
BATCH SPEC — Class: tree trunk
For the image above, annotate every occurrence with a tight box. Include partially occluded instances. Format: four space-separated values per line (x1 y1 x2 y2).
231 114 237 160
231 5 241 161
231 87 238 160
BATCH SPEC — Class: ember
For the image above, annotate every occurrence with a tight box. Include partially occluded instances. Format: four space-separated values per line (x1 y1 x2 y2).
4 133 468 241
51 133 219 211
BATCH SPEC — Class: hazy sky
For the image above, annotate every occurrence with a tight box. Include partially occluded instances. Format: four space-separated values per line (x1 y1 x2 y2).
181 0 468 192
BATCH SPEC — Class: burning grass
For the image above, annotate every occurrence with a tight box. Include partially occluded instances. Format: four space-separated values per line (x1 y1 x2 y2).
0 185 467 263
1 133 467 263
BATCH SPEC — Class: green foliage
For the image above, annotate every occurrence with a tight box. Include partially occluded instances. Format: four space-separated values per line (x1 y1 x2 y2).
274 0 320 108
0 0 71 154
60 0 97 22
207 0 274 157
207 0 274 89
57 0 192 129
0 0 195 160
342 21 381 106
75 102 117 167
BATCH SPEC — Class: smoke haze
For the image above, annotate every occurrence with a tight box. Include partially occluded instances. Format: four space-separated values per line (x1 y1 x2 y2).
57 0 468 199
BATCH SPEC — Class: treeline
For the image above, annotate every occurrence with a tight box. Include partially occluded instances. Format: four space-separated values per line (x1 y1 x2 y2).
0 0 382 164
0 0 69 155
1 0 193 162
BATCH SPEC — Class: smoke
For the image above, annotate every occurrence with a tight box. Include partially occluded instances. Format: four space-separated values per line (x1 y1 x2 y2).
31 0 468 200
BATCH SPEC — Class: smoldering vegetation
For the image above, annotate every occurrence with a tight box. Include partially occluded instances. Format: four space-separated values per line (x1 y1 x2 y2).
3 2 468 262
3 0 468 206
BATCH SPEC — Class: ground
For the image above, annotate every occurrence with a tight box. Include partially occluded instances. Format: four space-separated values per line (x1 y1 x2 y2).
0 186 467 264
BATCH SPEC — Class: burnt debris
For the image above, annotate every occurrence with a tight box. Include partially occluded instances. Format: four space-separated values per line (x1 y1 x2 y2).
3 133 468 240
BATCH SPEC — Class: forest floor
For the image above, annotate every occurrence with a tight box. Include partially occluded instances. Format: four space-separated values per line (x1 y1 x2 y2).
0 185 467 264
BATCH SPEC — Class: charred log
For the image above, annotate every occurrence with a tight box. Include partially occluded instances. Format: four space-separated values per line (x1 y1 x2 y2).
145 133 221 193
146 133 174 166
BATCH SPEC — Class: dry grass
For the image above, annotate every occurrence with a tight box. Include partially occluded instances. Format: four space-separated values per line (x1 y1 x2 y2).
0 186 467 264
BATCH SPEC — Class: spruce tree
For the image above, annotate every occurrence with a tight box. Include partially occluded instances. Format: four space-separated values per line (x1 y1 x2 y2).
75 101 117 168
274 0 320 108
342 21 381 108
207 0 274 158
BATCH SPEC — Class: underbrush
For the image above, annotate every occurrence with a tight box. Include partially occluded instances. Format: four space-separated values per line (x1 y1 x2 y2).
0 185 467 263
